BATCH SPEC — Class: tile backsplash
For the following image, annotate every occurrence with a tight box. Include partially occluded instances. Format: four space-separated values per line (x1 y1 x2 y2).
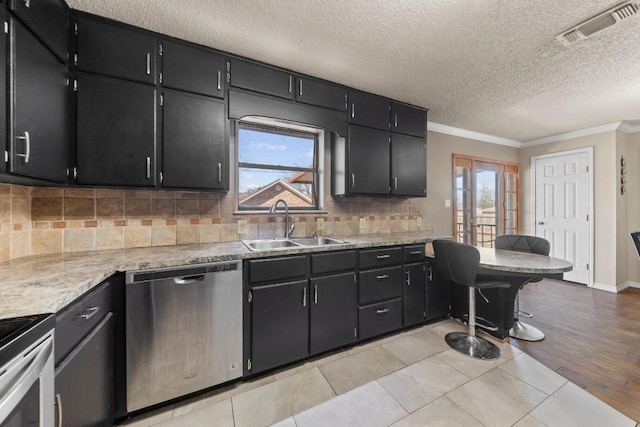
1 183 432 262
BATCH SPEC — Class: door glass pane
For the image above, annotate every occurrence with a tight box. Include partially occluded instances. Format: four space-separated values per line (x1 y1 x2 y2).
505 172 516 192
475 169 498 248
455 166 472 243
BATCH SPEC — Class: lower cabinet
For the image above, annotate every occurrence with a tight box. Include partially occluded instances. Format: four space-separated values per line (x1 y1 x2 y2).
358 298 403 340
425 258 450 321
403 262 426 326
250 279 309 374
55 314 114 427
310 272 357 355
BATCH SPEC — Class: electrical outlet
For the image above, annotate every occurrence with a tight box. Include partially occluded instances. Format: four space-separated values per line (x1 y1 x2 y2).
359 217 367 229
237 219 247 234
317 218 324 231
417 216 423 229
444 199 451 208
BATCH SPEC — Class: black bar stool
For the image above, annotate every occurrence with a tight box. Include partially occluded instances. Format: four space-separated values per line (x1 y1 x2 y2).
495 234 550 341
433 240 510 360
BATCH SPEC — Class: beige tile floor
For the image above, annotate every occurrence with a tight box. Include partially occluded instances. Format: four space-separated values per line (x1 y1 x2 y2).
119 320 638 427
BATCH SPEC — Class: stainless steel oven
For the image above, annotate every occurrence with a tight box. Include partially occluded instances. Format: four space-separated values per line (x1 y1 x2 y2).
0 314 55 427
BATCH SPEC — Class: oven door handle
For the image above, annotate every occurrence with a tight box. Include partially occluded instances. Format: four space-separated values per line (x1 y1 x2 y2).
0 337 53 423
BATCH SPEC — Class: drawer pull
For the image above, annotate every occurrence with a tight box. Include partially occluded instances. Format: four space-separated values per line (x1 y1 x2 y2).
78 306 100 320
376 308 390 315
376 254 390 260
410 250 423 255
376 274 390 280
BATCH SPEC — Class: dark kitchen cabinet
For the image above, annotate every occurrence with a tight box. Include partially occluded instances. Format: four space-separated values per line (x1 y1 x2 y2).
359 266 403 305
295 77 347 112
358 298 403 340
403 262 426 326
76 73 157 187
10 0 68 62
162 90 227 189
0 9 6 175
250 279 309 373
75 14 157 85
390 102 427 137
348 91 389 131
161 39 226 98
344 125 390 195
391 133 426 196
425 258 450 321
10 18 69 182
229 58 294 100
55 314 114 427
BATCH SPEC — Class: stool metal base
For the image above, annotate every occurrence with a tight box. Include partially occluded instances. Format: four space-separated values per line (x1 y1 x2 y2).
509 321 545 341
445 332 501 360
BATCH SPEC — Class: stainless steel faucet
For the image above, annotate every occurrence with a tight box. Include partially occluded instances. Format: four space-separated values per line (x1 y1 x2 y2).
269 198 295 238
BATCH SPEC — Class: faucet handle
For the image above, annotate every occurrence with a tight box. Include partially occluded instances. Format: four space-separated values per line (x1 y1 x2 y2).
312 231 318 238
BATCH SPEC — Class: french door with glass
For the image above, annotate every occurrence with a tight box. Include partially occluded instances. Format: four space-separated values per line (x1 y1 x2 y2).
453 155 518 247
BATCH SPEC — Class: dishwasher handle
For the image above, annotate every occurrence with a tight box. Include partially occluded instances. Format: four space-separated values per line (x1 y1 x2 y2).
174 275 206 285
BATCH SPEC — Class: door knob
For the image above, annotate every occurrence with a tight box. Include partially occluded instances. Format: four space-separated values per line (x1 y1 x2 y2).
537 221 545 225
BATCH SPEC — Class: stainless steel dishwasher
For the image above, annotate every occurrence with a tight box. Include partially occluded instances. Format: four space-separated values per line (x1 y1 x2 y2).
125 261 242 412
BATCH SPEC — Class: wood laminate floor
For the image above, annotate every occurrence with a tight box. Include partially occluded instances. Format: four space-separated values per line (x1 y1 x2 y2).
512 279 640 423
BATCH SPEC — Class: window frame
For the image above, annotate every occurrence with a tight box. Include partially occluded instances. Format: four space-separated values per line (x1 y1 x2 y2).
236 120 322 212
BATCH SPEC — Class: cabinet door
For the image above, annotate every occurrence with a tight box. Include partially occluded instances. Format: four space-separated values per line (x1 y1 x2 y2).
55 313 114 427
391 134 426 197
161 40 226 98
296 77 347 112
229 58 294 100
390 102 427 137
347 125 389 195
10 0 68 62
425 260 450 320
11 19 69 182
251 280 309 373
348 91 389 131
76 14 156 84
310 272 357 354
403 262 426 326
0 10 6 175
162 91 226 189
76 74 157 186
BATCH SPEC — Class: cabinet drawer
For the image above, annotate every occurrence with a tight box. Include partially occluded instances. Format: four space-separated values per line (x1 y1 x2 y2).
249 255 307 283
390 102 427 137
358 298 402 340
403 245 425 263
359 247 402 269
55 281 112 365
359 266 402 304
311 250 356 275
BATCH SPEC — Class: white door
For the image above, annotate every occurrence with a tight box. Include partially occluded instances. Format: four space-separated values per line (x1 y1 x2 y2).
533 150 592 285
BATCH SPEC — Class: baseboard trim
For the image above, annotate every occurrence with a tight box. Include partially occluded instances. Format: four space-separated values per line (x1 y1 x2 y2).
592 282 618 293
618 281 640 291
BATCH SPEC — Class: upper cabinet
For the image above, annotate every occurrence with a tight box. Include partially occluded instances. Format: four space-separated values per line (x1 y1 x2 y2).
76 15 157 85
229 58 294 100
9 0 68 63
160 39 226 98
348 91 389 131
295 77 347 112
391 102 427 137
10 17 69 183
391 134 426 197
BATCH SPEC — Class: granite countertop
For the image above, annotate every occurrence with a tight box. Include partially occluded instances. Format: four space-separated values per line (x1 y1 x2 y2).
0 232 450 320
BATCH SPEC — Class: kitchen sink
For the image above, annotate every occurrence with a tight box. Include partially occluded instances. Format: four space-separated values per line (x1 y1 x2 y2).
243 237 350 251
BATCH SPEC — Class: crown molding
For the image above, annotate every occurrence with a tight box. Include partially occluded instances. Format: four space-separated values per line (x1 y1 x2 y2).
427 122 522 148
618 121 640 133
522 121 640 147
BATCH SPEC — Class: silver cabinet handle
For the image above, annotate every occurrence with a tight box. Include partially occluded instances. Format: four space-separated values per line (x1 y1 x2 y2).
394 113 398 128
55 393 63 427
23 0 31 7
16 131 31 163
146 53 151 75
406 271 411 286
302 286 307 307
217 163 222 183
376 254 390 259
351 173 355 189
78 306 100 320
376 274 390 280
394 177 398 190
217 71 221 91
428 267 433 281
376 308 390 315
146 157 151 179
299 79 303 96
410 250 422 255
174 275 205 285
351 103 355 118
314 284 318 304
288 76 292 93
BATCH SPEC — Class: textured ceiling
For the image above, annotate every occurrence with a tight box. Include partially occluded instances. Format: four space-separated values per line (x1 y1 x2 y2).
66 0 640 142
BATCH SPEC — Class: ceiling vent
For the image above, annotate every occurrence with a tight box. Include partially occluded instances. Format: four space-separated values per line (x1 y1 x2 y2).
556 1 639 46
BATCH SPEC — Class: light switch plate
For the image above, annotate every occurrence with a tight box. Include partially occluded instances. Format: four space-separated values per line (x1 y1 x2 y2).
444 199 451 208
237 219 247 234
359 217 367 229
